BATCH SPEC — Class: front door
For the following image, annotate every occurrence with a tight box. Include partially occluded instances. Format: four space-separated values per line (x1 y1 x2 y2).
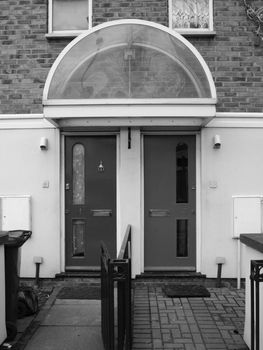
144 135 196 270
65 136 116 270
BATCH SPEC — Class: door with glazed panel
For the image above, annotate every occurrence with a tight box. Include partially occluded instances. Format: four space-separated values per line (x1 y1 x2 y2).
144 135 196 270
65 136 116 269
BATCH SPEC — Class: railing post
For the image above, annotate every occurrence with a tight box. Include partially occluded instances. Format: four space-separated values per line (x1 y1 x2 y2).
108 261 115 350
101 225 132 350
125 248 132 350
101 243 115 350
250 260 263 350
250 260 255 350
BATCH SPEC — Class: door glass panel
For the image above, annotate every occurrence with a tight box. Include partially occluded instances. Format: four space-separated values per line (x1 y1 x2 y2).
72 219 85 257
73 144 85 205
176 143 188 203
177 220 188 257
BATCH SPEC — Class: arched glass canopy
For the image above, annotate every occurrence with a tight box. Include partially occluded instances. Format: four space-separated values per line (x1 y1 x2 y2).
44 20 216 102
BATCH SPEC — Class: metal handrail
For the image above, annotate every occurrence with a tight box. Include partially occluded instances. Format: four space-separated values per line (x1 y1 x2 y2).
118 224 131 260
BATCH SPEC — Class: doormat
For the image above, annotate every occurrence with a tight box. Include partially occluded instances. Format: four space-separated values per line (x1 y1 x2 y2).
163 284 210 298
56 285 101 300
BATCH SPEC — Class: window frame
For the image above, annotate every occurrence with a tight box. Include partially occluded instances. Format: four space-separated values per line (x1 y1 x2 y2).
169 0 214 36
47 0 92 38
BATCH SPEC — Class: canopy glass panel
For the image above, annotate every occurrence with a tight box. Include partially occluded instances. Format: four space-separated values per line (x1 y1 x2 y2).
47 22 212 99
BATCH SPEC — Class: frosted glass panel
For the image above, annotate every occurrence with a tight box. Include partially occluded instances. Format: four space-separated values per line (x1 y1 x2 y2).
177 220 188 257
73 144 85 205
72 219 85 257
53 0 89 31
176 143 188 203
48 23 212 99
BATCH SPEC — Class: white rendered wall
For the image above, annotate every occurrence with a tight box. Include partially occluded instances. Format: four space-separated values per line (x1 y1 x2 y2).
0 128 60 278
118 128 142 277
201 128 263 278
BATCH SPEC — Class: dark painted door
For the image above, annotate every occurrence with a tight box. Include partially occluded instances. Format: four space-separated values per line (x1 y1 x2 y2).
65 136 116 270
144 135 196 270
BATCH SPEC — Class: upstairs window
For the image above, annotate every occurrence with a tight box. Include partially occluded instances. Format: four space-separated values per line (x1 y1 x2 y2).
169 0 214 35
48 0 92 37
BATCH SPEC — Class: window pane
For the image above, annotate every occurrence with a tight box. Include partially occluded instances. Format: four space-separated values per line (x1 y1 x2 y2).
72 219 85 257
177 220 188 257
171 0 210 29
176 143 188 203
73 144 85 205
53 0 89 31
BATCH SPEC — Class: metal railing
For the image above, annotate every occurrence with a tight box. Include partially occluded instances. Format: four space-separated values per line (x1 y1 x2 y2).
250 259 263 350
101 225 132 350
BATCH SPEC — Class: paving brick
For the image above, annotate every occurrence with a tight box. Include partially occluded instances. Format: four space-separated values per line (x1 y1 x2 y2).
132 283 248 350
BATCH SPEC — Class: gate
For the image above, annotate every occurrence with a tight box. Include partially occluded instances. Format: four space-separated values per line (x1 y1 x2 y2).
101 225 132 350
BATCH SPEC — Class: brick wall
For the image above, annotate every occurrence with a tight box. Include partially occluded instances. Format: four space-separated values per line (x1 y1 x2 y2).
0 0 71 114
191 0 263 113
93 0 168 27
0 0 263 114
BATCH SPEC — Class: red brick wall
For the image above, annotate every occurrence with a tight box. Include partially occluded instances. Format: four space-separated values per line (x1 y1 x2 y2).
0 0 263 114
93 0 168 27
190 0 263 113
0 0 71 114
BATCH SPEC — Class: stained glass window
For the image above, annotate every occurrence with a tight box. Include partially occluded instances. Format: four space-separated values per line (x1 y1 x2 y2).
170 0 213 33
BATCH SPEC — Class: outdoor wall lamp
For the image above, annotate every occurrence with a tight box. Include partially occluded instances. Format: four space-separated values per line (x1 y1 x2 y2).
213 135 221 149
40 137 48 150
243 0 263 46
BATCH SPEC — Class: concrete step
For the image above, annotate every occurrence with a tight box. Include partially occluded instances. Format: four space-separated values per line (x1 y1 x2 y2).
55 271 101 281
134 271 207 284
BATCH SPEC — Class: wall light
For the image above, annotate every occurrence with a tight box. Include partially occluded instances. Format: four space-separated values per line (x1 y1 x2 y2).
213 135 221 149
40 137 48 150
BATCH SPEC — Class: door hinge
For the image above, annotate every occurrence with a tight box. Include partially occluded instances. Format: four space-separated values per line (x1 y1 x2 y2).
65 183 70 190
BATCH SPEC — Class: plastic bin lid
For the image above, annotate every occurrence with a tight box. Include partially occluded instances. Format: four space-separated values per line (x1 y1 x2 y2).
0 231 9 245
4 230 32 247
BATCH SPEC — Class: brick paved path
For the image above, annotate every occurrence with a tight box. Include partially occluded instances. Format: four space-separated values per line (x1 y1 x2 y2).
132 284 248 350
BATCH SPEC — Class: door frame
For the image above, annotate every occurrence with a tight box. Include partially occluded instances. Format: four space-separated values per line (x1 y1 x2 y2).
60 132 120 272
140 131 201 273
